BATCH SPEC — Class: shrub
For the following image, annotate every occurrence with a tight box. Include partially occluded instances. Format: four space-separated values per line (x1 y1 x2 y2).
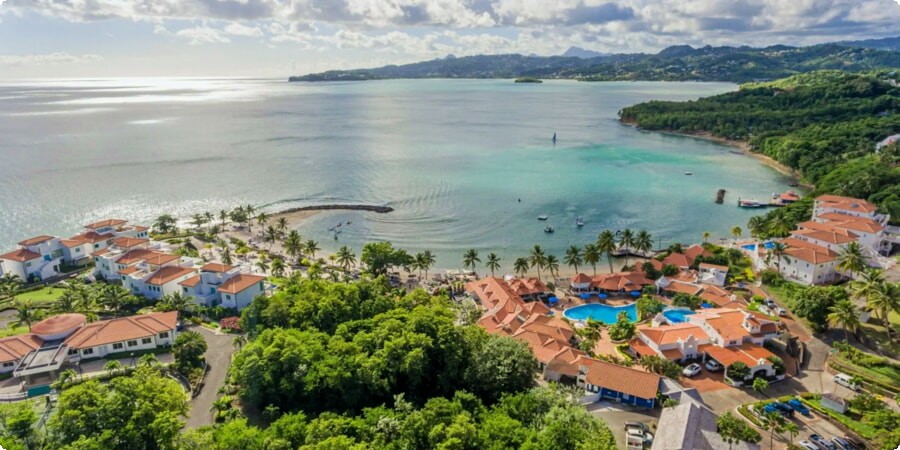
220 317 242 333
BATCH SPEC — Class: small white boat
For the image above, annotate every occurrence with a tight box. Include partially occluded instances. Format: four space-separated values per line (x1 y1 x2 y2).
544 226 555 233
684 171 693 175
575 217 585 227
537 215 549 221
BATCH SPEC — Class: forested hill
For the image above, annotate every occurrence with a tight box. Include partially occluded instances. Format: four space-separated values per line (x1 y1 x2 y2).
619 70 900 229
289 42 900 82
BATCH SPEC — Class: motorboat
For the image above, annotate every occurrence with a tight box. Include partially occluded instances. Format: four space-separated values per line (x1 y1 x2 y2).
737 199 764 208
684 171 693 175
537 215 549 221
544 226 555 233
575 217 585 227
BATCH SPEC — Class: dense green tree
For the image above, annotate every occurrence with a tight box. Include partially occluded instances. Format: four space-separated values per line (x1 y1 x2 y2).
793 286 848 332
466 336 537 402
173 330 207 375
360 242 414 276
716 412 762 449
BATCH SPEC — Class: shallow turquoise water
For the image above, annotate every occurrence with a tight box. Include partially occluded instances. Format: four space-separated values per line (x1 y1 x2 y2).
564 303 638 324
0 78 789 271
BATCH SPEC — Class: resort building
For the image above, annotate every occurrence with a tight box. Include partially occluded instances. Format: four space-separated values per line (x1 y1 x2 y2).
568 272 653 293
660 244 714 270
576 356 662 408
652 394 759 450
1 312 177 384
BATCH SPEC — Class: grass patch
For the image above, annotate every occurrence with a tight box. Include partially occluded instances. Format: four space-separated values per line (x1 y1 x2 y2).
0 325 30 338
858 319 900 356
14 286 65 303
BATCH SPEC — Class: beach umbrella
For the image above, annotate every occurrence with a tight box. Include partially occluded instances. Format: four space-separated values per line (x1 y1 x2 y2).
598 293 609 299
548 296 559 304
579 293 590 300
629 290 641 297
701 302 713 309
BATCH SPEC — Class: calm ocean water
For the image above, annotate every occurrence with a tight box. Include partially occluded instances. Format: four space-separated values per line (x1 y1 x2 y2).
0 78 789 271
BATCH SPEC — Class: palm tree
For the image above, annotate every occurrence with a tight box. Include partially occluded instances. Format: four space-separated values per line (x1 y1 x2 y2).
158 292 193 317
276 217 289 236
867 281 900 340
221 246 234 265
270 258 286 277
219 209 230 229
420 250 436 280
0 273 22 301
11 301 39 331
545 255 560 282
731 226 742 240
634 230 653 258
305 240 320 260
583 243 600 275
100 285 132 318
565 245 583 274
701 231 711 243
836 241 868 279
53 291 79 314
596 230 616 273
335 246 356 272
768 242 789 275
513 257 530 278
485 253 501 276
284 230 303 263
203 211 214 228
264 225 279 250
256 212 269 231
850 269 884 304
104 360 122 377
783 422 799 448
255 258 270 275
191 213 206 230
529 245 547 281
153 214 177 235
760 411 785 450
462 249 481 273
618 229 635 267
828 300 861 342
747 215 766 239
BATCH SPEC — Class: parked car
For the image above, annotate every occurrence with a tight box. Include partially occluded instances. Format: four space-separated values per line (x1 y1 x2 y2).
704 360 723 372
763 403 794 417
787 398 811 416
842 436 864 449
810 434 837 450
776 307 788 316
682 363 702 377
799 441 821 450
831 436 855 450
624 422 647 432
766 299 777 309
833 373 860 391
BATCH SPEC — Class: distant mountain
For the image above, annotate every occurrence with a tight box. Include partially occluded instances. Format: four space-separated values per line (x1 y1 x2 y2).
836 36 900 51
561 47 608 59
289 41 900 83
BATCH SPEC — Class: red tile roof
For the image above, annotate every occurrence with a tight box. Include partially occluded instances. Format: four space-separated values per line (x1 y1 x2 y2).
701 344 774 368
588 272 653 291
662 281 704 296
0 335 42 363
59 239 85 248
218 274 266 294
815 195 878 214
64 311 177 349
578 356 661 399
571 273 593 284
0 248 42 262
200 263 235 273
792 229 857 245
31 313 86 336
71 231 114 244
84 219 128 230
18 235 55 246
110 237 148 249
698 263 729 272
146 266 196 286
639 323 709 346
117 266 141 276
178 275 202 287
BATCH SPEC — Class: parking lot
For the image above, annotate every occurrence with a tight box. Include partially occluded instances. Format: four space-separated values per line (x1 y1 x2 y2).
586 402 660 450
750 402 856 450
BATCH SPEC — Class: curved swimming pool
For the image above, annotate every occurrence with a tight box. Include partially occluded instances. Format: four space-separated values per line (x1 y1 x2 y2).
662 308 696 323
563 303 637 324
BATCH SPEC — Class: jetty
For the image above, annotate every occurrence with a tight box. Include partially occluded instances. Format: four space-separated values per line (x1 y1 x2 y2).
277 204 394 214
715 189 726 204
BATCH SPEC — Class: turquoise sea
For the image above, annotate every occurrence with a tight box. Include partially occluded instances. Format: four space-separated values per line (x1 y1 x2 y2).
0 78 789 272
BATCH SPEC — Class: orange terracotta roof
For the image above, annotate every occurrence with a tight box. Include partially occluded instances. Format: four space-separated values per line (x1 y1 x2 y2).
506 277 549 296
178 275 202 287
71 231 114 244
781 238 838 256
815 195 878 214
698 263 729 272
91 248 110 257
661 348 684 360
590 272 653 291
200 263 235 273
663 281 704 296
512 330 570 364
110 237 148 249
0 335 42 363
629 337 658 358
0 248 42 262
31 314 86 335
84 219 128 230
64 311 177 349
132 225 149 232
218 274 266 294
146 266 196 285
117 266 141 276
18 235 55 246
684 244 714 260
116 249 178 266
701 344 774 368
792 228 857 244
639 323 709 346
545 347 587 377
571 273 593 284
784 247 837 264
662 252 691 268
59 239 84 248
578 356 661 399
691 308 761 342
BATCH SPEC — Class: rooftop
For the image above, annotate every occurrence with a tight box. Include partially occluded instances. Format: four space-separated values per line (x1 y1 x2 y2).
218 274 266 294
146 266 196 285
84 219 128 230
65 311 177 349
0 248 42 262
200 262 235 273
31 313 86 336
578 356 661 400
18 235 55 246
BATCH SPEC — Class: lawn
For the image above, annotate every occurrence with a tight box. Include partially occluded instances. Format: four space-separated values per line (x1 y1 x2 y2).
0 325 30 338
857 319 900 357
13 286 65 304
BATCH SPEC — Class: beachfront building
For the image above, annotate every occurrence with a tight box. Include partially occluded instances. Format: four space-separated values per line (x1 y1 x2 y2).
568 272 653 294
1 312 176 384
577 356 661 408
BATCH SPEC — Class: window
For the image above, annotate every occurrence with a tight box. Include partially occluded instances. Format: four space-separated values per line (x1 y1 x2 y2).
183 287 188 293
142 338 152 345
127 340 138 347
2 362 14 368
83 348 94 355
159 332 169 339
112 343 124 350
68 349 79 355
75 248 81 253
25 262 31 267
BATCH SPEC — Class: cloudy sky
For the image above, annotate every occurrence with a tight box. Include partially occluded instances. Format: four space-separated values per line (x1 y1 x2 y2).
1 0 898 79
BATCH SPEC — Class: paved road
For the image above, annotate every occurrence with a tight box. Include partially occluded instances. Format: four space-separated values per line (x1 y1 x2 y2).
184 326 238 429
587 402 660 450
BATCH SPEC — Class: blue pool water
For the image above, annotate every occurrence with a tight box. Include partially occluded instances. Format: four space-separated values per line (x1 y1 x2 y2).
564 303 638 324
742 241 775 251
662 308 696 323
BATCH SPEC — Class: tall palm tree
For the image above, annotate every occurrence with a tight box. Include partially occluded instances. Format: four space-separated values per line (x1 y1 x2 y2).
731 226 742 240
513 257 530 278
0 273 22 301
270 258 287 278
596 230 616 273
828 300 861 342
767 215 792 237
617 229 634 267
867 281 900 340
583 243 600 275
529 245 547 281
851 269 884 304
761 411 785 450
53 291 79 314
264 225 279 250
255 258 270 275
284 230 303 263
219 209 230 229
100 285 132 318
545 255 560 282
634 230 653 258
203 211 214 228
305 240 320 261
747 215 766 239
420 250 436 280
276 217 289 236
191 213 205 230
256 212 269 231
11 301 39 331
485 253 501 276
701 231 711 243
836 242 868 279
564 245 583 274
768 242 789 275
462 249 481 273
158 292 194 317
221 247 234 265
335 246 356 272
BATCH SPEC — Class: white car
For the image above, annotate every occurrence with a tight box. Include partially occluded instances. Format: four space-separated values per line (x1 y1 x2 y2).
833 373 860 391
705 360 723 372
682 363 702 377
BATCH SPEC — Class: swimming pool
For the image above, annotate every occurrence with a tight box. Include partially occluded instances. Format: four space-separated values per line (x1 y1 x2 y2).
564 303 638 324
741 241 775 251
662 308 696 323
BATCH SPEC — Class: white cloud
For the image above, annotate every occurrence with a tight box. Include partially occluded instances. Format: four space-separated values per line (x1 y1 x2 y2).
224 22 263 38
0 52 103 66
175 26 231 45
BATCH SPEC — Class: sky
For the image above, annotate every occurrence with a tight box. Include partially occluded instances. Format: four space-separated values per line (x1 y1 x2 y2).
0 0 899 79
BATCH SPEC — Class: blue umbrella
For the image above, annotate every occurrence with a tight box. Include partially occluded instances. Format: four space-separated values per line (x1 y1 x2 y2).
630 291 641 297
579 293 590 300
701 302 713 309
598 293 609 299
548 296 559 304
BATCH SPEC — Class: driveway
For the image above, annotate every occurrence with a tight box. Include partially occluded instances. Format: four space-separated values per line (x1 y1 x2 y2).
184 326 239 429
587 402 660 449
